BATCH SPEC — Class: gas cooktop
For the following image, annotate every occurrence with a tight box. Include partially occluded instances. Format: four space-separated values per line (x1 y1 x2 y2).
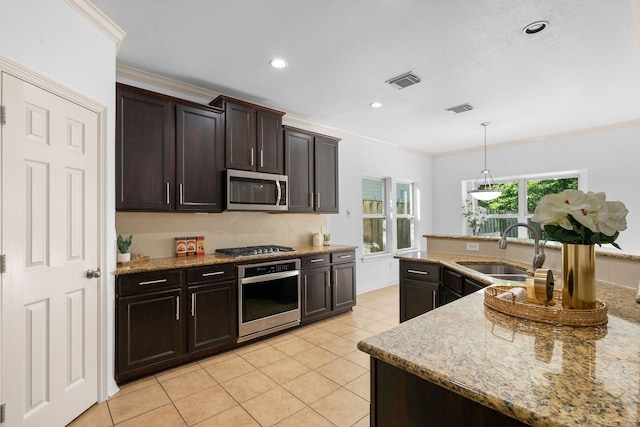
215 245 296 258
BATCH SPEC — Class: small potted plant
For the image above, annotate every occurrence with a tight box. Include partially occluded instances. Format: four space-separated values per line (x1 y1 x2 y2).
462 200 488 236
117 234 133 263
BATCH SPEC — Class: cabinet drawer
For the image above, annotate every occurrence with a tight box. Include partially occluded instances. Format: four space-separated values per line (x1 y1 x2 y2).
187 263 235 285
331 251 356 264
301 253 330 268
400 261 440 283
118 269 183 296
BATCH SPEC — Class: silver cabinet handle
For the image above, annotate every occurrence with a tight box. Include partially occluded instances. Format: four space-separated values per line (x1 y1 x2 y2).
166 182 170 205
309 193 314 208
407 269 429 276
250 148 255 166
202 271 224 277
179 184 184 205
310 258 325 263
138 278 168 286
325 271 330 287
176 296 180 320
339 255 352 259
260 149 264 167
191 293 196 317
432 290 437 309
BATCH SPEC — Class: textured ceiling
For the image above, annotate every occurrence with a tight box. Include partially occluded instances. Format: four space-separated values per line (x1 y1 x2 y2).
93 0 640 154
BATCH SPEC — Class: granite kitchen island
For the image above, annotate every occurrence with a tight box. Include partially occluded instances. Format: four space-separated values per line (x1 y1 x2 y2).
358 262 640 426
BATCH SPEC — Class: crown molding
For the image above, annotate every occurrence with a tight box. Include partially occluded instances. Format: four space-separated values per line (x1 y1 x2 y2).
432 118 640 158
64 0 126 52
116 64 221 100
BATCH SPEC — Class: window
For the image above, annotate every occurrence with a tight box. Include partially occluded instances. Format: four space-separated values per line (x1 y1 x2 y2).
363 178 387 254
396 182 414 250
463 171 583 239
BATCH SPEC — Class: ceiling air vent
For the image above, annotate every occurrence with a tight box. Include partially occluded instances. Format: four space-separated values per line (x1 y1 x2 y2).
445 103 474 114
386 72 421 89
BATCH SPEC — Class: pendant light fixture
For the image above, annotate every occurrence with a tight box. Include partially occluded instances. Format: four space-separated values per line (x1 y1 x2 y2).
468 122 503 201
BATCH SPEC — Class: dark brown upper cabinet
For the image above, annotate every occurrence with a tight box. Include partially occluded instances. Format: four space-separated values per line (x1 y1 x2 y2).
116 84 224 212
284 126 340 213
210 95 285 174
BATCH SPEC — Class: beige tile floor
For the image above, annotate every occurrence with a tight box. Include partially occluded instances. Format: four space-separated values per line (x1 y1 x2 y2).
68 284 399 427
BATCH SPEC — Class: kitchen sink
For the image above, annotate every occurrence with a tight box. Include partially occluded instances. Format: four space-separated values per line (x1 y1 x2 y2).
459 263 527 275
485 273 529 282
458 262 531 282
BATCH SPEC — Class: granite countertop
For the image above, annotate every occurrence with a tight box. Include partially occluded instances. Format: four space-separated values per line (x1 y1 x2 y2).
359 251 640 426
116 244 358 275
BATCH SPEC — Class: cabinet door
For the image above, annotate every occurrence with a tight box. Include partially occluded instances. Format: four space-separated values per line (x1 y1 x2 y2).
187 281 237 356
314 136 339 213
333 262 356 311
176 104 224 212
463 278 486 296
225 102 256 171
116 288 184 381
400 278 439 322
284 129 315 212
301 266 331 319
116 84 174 210
256 110 283 174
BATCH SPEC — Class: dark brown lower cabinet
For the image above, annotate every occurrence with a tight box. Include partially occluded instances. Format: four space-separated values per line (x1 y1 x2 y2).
301 250 356 324
370 358 528 427
187 281 236 357
301 265 331 320
116 287 185 384
400 278 439 322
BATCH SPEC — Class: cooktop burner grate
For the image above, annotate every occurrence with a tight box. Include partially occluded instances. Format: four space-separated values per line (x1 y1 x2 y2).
215 245 295 258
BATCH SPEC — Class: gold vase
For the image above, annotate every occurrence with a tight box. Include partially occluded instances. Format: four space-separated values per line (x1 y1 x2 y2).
561 243 596 309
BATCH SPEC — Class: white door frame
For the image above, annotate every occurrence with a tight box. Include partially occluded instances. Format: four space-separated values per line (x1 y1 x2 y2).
0 56 109 403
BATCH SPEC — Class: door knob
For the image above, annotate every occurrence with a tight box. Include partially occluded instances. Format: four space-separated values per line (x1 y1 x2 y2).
86 268 101 279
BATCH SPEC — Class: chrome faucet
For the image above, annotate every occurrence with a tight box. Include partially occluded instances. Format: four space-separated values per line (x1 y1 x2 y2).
498 223 546 271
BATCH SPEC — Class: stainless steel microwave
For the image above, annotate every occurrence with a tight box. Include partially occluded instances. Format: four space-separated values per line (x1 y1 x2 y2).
226 169 288 211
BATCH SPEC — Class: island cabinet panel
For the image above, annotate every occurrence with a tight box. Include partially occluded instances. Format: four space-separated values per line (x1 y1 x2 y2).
116 84 174 211
399 260 441 322
284 126 340 213
116 83 224 212
370 359 528 427
210 96 285 174
116 270 186 384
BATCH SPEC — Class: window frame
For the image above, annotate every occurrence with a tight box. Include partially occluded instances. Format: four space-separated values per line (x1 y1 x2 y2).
461 170 586 238
362 176 389 256
395 180 416 252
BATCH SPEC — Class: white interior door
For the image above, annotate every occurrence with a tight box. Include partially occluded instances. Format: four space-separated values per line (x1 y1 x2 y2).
1 72 99 426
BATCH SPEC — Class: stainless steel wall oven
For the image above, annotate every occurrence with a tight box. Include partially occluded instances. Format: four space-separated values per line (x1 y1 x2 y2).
237 258 300 342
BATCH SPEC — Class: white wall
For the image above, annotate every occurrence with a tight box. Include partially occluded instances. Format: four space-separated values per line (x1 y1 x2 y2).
432 124 640 254
1 0 119 397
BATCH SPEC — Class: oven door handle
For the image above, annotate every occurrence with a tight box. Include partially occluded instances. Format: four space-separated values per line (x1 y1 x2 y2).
240 270 299 284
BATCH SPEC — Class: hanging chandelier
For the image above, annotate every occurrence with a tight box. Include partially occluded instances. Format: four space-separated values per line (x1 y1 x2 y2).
468 122 502 201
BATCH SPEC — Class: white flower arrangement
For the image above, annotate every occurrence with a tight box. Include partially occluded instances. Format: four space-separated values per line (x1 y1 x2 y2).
462 200 488 236
531 189 628 248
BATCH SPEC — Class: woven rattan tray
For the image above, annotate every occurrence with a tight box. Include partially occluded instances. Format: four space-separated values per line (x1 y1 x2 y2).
484 285 608 326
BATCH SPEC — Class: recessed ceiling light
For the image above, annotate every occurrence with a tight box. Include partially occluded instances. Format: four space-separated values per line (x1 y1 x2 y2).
523 21 549 35
370 102 382 108
269 58 288 69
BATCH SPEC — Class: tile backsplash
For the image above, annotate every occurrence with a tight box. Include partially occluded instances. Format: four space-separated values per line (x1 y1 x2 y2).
116 212 328 258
